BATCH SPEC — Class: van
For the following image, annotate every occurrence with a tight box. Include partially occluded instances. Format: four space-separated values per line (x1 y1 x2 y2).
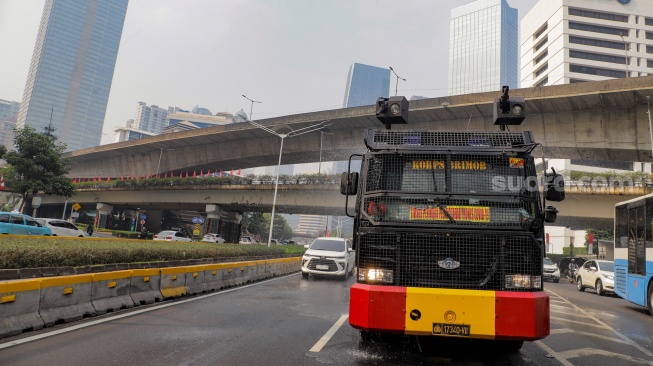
0 211 53 236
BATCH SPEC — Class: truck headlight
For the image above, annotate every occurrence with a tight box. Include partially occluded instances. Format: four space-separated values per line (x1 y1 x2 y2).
360 268 394 284
505 275 541 289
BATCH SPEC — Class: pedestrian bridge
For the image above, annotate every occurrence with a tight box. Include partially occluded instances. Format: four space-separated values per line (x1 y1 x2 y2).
66 76 653 179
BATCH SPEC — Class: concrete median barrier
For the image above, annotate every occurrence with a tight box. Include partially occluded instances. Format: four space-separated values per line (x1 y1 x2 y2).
129 269 163 305
203 264 227 292
39 274 96 327
0 279 44 338
91 271 134 315
160 267 187 299
184 266 206 295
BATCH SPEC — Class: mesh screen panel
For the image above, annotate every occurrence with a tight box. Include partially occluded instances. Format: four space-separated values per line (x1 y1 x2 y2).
358 231 541 291
361 153 538 227
366 130 532 150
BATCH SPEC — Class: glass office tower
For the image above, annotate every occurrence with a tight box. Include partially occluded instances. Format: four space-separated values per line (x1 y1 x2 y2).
448 0 518 96
17 0 129 151
342 63 391 108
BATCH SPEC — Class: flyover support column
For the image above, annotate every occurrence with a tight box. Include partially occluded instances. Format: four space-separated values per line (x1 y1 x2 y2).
96 203 113 230
205 204 222 236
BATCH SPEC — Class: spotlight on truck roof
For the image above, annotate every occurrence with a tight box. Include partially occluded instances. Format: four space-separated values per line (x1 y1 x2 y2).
493 86 526 127
376 96 409 130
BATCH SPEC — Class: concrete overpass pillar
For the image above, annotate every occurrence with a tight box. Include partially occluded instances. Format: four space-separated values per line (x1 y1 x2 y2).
96 203 113 230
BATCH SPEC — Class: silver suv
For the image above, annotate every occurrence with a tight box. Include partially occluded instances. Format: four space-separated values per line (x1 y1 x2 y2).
543 257 560 283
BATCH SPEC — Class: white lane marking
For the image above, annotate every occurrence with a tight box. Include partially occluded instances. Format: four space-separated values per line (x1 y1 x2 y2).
550 329 631 344
549 308 593 319
546 288 653 360
309 314 349 353
0 273 299 350
558 348 653 365
534 340 574 366
550 316 609 329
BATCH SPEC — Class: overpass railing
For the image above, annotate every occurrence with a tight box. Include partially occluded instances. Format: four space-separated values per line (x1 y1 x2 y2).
72 173 342 191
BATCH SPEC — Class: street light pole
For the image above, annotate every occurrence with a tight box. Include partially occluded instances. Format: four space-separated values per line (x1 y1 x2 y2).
245 114 330 247
242 95 262 121
318 130 333 175
389 66 406 97
619 33 630 77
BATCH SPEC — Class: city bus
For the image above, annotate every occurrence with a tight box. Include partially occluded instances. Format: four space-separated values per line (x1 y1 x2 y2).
614 194 653 316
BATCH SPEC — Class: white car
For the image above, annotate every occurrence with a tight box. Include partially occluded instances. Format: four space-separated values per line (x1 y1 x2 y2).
153 230 192 242
301 237 355 280
543 257 560 283
35 218 88 237
577 259 615 296
239 236 257 245
202 233 226 243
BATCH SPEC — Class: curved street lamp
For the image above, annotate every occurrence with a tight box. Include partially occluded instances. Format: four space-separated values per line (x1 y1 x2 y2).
246 114 330 247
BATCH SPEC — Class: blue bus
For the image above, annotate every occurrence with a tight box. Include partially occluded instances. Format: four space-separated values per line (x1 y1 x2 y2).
614 194 653 316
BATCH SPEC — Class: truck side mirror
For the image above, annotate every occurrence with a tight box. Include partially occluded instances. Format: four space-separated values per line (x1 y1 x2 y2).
544 206 558 223
340 172 358 195
545 172 565 202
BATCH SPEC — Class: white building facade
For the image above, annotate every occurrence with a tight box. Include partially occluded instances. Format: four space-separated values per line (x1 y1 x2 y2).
134 102 173 134
520 0 653 88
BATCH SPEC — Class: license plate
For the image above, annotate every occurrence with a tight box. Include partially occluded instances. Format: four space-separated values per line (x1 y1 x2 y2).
316 265 329 270
433 323 470 336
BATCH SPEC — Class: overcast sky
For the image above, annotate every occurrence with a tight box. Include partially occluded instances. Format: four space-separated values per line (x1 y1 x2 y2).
0 0 539 146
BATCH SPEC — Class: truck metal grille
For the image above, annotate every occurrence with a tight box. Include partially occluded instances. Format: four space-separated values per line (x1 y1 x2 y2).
358 231 541 291
366 130 532 150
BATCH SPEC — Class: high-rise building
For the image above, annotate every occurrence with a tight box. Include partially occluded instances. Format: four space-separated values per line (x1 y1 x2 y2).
17 0 129 151
134 102 173 134
521 0 653 175
342 63 390 108
294 215 328 237
448 0 518 96
520 0 652 88
0 99 20 150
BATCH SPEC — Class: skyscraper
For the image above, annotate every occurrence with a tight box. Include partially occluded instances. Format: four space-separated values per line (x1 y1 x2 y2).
448 0 518 96
134 102 173 134
342 63 390 108
17 0 129 151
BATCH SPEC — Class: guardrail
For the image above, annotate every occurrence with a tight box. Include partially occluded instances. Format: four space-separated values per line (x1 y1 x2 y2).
0 257 301 339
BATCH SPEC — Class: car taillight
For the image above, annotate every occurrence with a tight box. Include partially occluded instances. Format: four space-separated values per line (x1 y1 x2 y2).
154 235 158 239
166 236 173 239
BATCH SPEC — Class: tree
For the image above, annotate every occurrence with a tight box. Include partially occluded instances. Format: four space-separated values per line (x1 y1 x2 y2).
2 126 76 212
263 213 293 240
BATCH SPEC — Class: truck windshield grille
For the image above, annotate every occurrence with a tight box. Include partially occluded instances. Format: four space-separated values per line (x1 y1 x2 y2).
362 153 538 227
358 231 541 291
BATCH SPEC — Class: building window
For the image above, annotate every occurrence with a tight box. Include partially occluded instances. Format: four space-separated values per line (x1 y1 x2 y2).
648 59 653 68
569 21 628 36
534 22 548 40
535 63 548 77
570 64 626 78
535 50 548 65
569 35 625 50
646 18 653 26
647 32 653 40
569 50 626 65
535 77 548 87
534 36 548 52
568 7 628 22
648 45 653 54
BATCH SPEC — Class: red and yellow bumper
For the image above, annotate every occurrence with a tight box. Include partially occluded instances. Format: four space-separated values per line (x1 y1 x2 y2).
349 284 549 341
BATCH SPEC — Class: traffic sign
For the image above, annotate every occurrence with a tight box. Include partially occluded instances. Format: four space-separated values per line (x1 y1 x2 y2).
141 214 147 220
198 217 205 224
72 203 81 211
192 217 199 224
140 220 145 225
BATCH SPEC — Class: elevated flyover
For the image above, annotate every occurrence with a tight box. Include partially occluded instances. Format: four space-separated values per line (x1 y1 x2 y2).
67 76 653 179
36 181 651 230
